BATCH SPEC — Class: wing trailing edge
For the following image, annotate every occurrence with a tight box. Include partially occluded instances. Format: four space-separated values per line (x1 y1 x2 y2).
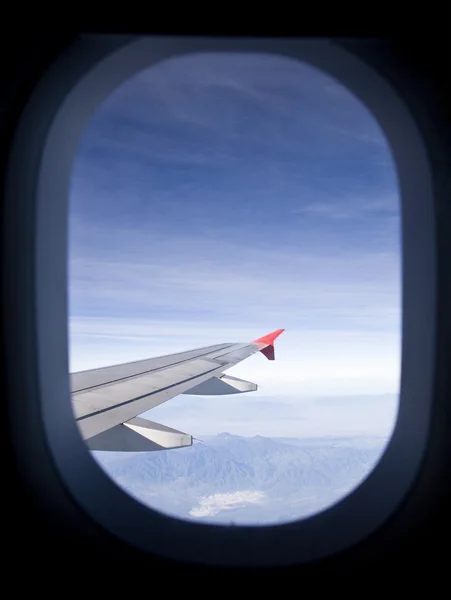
87 417 192 452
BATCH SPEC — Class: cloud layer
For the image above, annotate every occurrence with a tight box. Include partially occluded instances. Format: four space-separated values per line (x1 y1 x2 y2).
142 393 398 438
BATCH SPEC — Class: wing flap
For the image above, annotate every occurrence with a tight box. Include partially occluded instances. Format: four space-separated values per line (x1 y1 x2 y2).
183 374 258 395
87 417 192 452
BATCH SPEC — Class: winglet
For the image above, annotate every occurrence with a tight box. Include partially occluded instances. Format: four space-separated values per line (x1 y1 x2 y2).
252 328 285 360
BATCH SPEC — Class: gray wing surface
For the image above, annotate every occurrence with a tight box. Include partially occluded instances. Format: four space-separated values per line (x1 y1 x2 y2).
71 329 284 452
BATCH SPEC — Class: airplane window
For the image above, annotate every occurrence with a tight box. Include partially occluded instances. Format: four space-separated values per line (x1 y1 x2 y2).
68 51 401 526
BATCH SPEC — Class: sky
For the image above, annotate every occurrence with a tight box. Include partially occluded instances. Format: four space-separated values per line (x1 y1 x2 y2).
68 51 401 438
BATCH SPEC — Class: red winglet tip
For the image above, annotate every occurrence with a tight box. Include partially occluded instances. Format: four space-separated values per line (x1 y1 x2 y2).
252 328 285 345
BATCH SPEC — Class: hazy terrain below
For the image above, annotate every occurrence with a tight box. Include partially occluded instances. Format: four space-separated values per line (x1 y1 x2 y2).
93 433 389 525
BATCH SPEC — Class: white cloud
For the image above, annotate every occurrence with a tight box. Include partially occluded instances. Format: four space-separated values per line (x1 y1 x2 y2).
68 218 400 332
293 191 400 220
189 490 266 518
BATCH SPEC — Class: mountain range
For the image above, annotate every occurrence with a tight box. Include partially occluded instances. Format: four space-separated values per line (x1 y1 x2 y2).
93 433 389 525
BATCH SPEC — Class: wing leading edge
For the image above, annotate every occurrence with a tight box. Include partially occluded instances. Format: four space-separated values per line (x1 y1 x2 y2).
71 328 285 452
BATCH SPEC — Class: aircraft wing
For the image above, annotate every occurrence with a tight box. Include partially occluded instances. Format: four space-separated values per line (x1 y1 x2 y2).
71 328 285 452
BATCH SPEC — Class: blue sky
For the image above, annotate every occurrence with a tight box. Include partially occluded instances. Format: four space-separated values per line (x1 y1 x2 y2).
69 51 401 437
